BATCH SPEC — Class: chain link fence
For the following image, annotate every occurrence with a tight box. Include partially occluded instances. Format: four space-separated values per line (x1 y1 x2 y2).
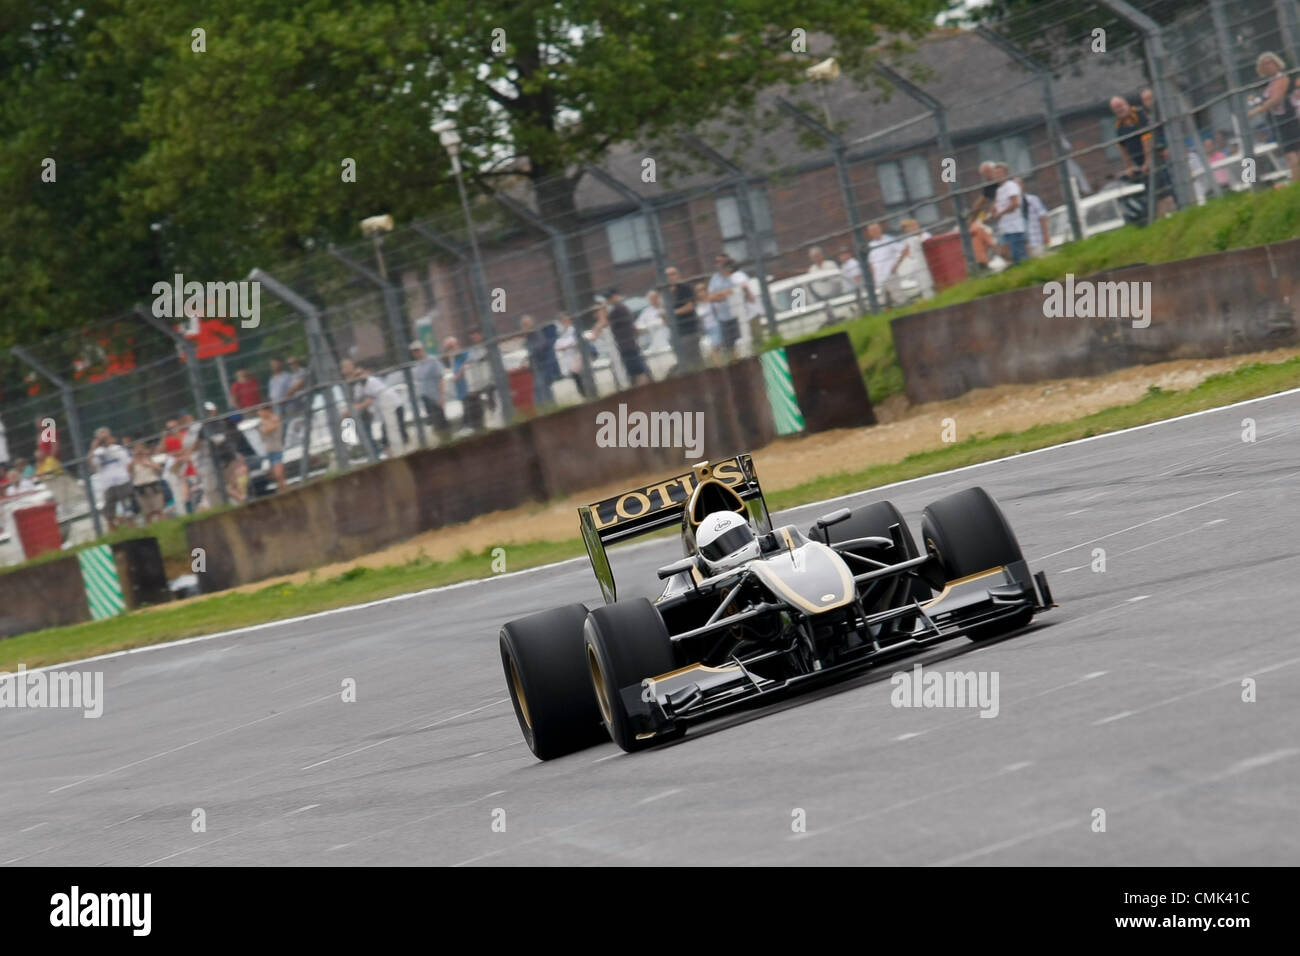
3 0 1299 563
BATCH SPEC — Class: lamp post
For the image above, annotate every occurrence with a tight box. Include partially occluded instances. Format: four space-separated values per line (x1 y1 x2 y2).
433 117 513 424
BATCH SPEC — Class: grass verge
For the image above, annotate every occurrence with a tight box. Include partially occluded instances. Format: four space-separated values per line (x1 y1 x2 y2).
3 354 1298 670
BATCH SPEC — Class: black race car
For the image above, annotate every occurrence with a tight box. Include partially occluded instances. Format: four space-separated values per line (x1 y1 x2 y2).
500 455 1054 759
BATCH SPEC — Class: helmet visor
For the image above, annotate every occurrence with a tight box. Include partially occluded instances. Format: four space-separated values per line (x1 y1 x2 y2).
701 524 755 563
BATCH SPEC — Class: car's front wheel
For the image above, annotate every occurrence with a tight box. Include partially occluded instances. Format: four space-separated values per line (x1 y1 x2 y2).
920 486 1033 641
584 598 679 753
500 603 608 760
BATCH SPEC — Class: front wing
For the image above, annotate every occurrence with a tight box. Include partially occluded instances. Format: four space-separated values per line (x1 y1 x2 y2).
617 561 1054 742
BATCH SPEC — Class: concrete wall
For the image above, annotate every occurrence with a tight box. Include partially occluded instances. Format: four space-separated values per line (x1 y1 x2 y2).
186 357 787 593
892 239 1300 404
785 333 876 431
0 555 91 640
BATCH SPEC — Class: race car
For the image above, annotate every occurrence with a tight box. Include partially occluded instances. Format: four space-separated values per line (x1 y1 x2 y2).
500 455 1054 759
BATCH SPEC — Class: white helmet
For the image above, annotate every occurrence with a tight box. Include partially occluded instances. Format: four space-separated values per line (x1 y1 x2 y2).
697 511 759 573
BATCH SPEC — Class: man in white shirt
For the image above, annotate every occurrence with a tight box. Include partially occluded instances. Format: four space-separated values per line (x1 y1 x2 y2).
866 222 905 306
1018 180 1050 257
635 290 669 353
989 163 1028 264
807 246 840 275
89 426 135 530
837 250 864 288
343 358 406 457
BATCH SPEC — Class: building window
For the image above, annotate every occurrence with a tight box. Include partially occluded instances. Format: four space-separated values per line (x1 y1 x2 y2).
715 192 777 263
876 156 939 226
606 213 653 265
978 134 1032 175
1096 118 1122 162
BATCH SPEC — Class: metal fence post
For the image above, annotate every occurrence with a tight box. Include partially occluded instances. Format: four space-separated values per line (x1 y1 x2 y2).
776 98 881 314
582 164 683 372
11 346 103 538
133 304 206 416
249 268 364 469
876 64 978 275
328 246 429 450
975 26 1089 239
680 135 779 339
1098 0 1195 211
1211 0 1256 182
495 193 596 400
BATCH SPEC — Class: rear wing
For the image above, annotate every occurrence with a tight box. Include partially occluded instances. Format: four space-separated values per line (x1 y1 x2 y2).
578 455 771 604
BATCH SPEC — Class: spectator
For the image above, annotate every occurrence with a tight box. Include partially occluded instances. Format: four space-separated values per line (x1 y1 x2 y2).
1205 137 1230 187
1111 95 1154 222
838 249 864 289
257 405 286 491
807 246 838 274
866 222 905 304
1140 88 1178 215
452 333 491 432
178 410 211 512
665 266 702 374
89 427 134 531
988 162 1028 265
725 259 762 353
267 358 293 417
130 441 165 524
199 403 243 503
343 358 406 456
970 160 1001 220
520 314 560 409
283 356 309 421
635 290 669 353
1248 52 1300 183
5 459 38 495
1016 180 1051 257
895 219 935 299
707 254 741 361
34 415 61 477
592 288 649 387
230 368 263 410
155 419 183 456
553 314 591 398
0 414 8 470
694 281 720 362
409 340 451 441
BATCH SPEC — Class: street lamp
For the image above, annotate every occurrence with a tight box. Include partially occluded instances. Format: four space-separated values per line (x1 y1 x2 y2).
432 117 513 424
805 57 840 129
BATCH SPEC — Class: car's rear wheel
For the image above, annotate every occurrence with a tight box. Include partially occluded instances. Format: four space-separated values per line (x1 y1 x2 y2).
920 486 1032 640
500 603 608 760
583 598 679 753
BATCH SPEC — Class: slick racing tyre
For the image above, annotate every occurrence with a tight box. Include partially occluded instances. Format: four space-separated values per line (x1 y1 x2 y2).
584 598 679 753
920 486 1032 640
500 603 608 760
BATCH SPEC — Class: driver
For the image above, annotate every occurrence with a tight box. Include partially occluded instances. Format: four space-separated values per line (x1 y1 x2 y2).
697 511 760 574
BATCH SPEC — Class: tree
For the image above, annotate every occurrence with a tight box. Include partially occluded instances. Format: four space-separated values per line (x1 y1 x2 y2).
2 0 948 345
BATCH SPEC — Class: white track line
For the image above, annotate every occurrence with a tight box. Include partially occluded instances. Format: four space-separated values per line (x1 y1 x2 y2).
19 384 1300 674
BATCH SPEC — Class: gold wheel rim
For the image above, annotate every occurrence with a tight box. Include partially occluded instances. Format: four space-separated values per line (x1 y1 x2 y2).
587 645 613 726
508 657 532 731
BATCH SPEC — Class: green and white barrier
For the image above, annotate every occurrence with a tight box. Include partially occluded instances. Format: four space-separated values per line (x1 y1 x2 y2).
760 348 806 435
77 544 126 620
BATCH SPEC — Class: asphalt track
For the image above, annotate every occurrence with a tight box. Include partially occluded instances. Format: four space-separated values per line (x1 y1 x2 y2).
2 390 1299 866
